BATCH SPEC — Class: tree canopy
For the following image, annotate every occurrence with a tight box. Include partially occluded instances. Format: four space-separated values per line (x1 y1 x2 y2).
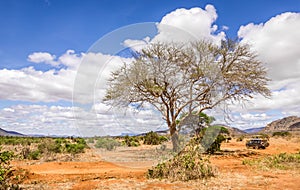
104 40 270 151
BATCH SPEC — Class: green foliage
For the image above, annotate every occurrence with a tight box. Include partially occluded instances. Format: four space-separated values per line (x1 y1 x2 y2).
236 135 245 142
254 133 270 140
0 136 41 146
86 138 95 144
177 112 215 127
198 112 215 125
37 139 63 154
243 152 300 170
0 137 89 163
123 135 141 147
36 137 87 156
28 150 41 160
65 138 87 155
199 126 229 154
0 148 21 190
147 142 216 181
65 143 85 154
143 131 168 145
21 147 41 160
272 131 291 137
95 138 121 151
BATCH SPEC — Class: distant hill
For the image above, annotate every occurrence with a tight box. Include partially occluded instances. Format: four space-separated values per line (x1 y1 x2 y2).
264 116 300 132
0 128 25 137
243 127 265 134
214 124 247 136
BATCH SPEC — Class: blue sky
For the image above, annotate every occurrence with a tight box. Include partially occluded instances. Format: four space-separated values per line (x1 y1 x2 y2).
1 0 299 69
0 0 300 136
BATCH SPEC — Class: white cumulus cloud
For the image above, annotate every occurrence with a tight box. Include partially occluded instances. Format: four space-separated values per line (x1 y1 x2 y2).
27 52 58 66
238 12 300 82
221 12 300 129
154 5 226 44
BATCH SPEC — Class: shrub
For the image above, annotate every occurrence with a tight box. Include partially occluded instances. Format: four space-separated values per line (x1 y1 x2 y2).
123 135 141 147
236 135 245 142
147 142 216 181
143 131 168 145
0 148 21 189
65 143 85 155
87 138 94 144
37 139 62 154
73 138 87 146
95 138 121 151
199 126 229 154
28 150 41 160
243 152 300 170
255 133 270 140
272 131 291 137
0 136 41 146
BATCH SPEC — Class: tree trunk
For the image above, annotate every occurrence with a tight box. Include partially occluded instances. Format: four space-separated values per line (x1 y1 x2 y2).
170 123 180 152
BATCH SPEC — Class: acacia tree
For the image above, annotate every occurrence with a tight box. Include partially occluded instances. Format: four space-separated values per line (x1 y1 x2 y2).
104 40 270 151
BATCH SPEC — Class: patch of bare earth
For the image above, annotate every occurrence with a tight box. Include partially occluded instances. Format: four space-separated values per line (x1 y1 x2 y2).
13 137 300 189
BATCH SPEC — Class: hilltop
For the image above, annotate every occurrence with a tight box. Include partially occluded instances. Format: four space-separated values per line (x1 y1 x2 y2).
264 116 300 132
0 128 24 137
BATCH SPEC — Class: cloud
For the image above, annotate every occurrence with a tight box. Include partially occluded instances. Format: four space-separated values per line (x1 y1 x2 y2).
1 50 128 103
238 12 300 82
0 66 75 102
221 12 300 129
154 5 226 44
122 37 151 52
0 103 165 136
28 50 82 68
237 12 300 111
73 52 131 104
27 52 58 66
0 104 78 136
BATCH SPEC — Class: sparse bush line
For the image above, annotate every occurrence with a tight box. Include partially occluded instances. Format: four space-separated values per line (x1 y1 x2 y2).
242 152 300 170
272 131 291 137
0 136 89 161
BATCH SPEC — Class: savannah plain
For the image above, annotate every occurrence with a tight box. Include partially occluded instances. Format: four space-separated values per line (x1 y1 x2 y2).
2 133 299 190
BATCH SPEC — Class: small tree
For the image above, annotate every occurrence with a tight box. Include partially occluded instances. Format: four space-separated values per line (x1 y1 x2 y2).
105 40 270 151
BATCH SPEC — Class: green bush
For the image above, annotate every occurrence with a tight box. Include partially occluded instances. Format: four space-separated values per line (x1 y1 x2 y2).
0 136 41 146
255 133 270 140
73 138 87 146
123 135 141 147
95 138 121 151
236 135 245 142
65 143 85 154
87 138 94 144
147 142 216 181
199 126 229 154
21 147 41 160
37 139 62 154
272 131 291 137
0 148 21 189
143 131 168 145
28 150 41 160
243 152 300 170
0 137 88 161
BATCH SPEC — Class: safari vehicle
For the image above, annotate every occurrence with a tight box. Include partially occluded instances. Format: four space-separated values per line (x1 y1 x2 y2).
246 138 269 149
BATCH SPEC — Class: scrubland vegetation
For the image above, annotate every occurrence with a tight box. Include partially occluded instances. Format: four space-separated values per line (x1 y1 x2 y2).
0 136 88 161
243 152 300 170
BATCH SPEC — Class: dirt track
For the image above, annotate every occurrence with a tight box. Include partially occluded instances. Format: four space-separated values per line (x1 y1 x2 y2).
14 137 300 190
